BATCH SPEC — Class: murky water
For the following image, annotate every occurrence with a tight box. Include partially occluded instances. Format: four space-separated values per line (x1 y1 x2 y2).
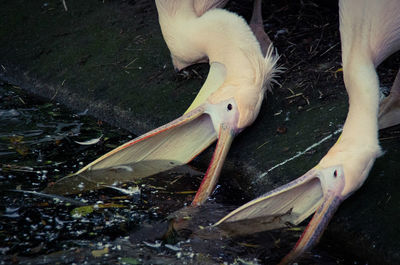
0 81 363 264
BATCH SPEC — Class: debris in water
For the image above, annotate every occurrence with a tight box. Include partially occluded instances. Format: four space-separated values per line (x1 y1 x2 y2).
143 240 162 248
91 247 109 258
74 135 103 145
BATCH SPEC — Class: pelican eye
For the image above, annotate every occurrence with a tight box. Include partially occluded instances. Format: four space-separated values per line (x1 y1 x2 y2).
227 104 232 111
333 170 337 178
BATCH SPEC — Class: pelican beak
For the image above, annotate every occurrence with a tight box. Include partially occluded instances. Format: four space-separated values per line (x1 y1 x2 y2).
215 166 346 264
43 106 220 195
192 124 236 206
279 167 345 264
45 62 230 196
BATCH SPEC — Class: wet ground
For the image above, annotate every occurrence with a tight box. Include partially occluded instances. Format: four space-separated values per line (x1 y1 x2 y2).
0 82 367 264
1 0 400 264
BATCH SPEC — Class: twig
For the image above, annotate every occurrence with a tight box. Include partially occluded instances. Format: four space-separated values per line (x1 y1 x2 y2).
256 140 269 150
191 69 203 79
61 0 68 11
319 42 339 57
312 28 324 54
285 92 303 99
379 135 400 141
301 94 310 105
51 79 65 101
287 60 305 71
170 174 184 185
286 87 295 95
124 58 137 68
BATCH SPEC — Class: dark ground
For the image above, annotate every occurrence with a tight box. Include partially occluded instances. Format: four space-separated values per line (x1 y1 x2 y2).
0 82 358 265
0 0 400 264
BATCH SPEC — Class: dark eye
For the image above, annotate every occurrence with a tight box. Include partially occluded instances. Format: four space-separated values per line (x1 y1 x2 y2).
333 170 337 178
227 104 232 111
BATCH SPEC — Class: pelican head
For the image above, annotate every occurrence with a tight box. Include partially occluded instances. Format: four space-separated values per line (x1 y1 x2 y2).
190 57 278 205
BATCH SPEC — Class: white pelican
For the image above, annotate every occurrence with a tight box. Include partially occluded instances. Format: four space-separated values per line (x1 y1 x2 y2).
72 0 279 206
164 0 272 71
216 0 400 263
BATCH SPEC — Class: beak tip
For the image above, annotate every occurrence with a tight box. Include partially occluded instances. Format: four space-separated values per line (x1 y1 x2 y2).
281 192 344 264
190 125 236 206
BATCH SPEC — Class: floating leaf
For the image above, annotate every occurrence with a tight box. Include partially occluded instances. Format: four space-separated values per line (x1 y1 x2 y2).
174 190 197 194
91 247 109 258
15 144 29 156
39 103 53 109
71 203 126 217
238 242 260 248
100 203 126 208
9 135 24 144
47 111 59 117
9 135 29 156
71 205 94 217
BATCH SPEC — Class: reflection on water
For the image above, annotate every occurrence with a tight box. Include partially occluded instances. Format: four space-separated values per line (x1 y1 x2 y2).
44 160 189 195
0 82 360 264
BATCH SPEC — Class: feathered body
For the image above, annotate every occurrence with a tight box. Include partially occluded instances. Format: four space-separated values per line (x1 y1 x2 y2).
216 0 400 263
156 0 278 129
320 0 400 197
60 0 278 207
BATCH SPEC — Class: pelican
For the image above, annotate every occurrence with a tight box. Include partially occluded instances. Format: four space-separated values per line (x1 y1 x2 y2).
167 0 272 71
71 0 278 206
216 0 400 263
166 0 230 71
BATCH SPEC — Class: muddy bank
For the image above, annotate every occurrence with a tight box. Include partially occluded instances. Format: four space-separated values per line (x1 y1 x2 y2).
1 0 400 263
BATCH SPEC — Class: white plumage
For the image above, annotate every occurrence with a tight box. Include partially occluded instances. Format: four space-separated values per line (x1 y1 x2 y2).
216 0 400 263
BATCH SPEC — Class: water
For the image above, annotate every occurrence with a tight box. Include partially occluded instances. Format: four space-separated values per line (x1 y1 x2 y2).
0 81 362 264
